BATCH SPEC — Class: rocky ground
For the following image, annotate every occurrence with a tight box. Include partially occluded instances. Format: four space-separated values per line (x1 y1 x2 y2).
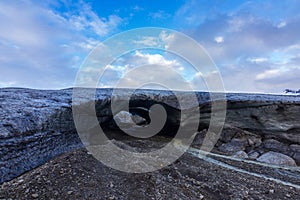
0 88 300 199
0 143 299 200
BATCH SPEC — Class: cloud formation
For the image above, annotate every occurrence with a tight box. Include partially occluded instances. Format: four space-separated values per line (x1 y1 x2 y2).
0 0 121 88
176 0 300 93
0 0 299 93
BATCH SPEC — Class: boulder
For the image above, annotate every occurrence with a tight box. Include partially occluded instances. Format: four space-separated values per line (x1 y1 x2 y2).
219 128 239 143
113 111 146 126
232 151 248 159
248 151 260 160
290 144 300 165
290 144 300 153
218 139 247 154
257 151 297 166
262 139 290 155
292 152 300 165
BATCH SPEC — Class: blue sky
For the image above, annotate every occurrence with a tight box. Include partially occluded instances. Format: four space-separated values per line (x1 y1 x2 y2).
0 0 300 93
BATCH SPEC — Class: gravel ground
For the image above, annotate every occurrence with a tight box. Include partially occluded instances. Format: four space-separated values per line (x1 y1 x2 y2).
1 146 299 200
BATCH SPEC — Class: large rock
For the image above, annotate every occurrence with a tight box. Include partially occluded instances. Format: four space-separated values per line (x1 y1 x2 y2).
257 151 297 166
232 150 248 159
262 139 290 155
290 144 300 165
113 111 146 126
218 138 247 154
224 94 300 145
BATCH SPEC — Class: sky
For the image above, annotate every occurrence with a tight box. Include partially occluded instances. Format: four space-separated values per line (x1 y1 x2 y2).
0 0 300 93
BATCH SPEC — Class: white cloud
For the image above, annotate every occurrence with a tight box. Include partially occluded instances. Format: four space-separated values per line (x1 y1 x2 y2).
228 17 249 32
74 38 101 51
255 65 300 81
92 49 223 92
68 5 122 37
214 36 224 44
178 66 185 71
81 50 194 90
0 81 16 88
254 65 300 92
149 10 171 20
181 1 300 93
174 0 207 25
277 21 287 28
131 5 144 12
194 71 203 77
247 57 268 64
132 31 176 48
256 69 282 80
133 36 159 46
133 51 178 66
0 0 122 88
159 31 175 49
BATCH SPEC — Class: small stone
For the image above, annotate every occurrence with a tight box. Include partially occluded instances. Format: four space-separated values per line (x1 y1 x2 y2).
269 189 274 194
67 191 73 195
109 196 116 200
184 183 190 188
200 194 204 199
248 151 260 159
109 182 114 188
31 193 39 198
248 138 255 146
18 179 24 183
252 137 262 147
